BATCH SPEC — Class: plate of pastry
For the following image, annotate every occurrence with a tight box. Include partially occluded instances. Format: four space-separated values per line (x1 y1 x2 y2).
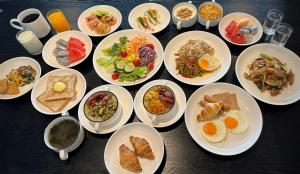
78 5 122 37
104 122 164 174
236 43 300 105
128 3 170 34
134 79 186 128
185 82 263 156
164 31 231 86
78 84 134 134
31 68 86 115
42 30 92 68
0 57 41 100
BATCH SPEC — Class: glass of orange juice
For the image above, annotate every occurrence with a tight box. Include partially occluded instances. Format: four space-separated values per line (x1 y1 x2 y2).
47 9 71 33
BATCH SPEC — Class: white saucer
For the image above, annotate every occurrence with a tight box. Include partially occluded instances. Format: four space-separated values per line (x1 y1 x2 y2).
104 122 164 174
0 57 41 100
31 68 87 115
78 84 133 134
134 79 186 128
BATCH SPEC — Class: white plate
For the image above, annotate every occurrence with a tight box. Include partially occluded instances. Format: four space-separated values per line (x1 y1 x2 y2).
0 57 41 100
164 31 231 86
93 29 164 86
77 5 122 37
42 30 92 68
78 84 133 134
236 43 300 105
128 3 170 34
134 79 186 128
31 68 86 115
104 122 164 174
218 12 263 46
185 82 263 156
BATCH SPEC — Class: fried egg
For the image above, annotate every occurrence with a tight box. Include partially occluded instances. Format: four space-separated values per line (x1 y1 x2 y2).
201 119 227 143
222 110 248 134
198 54 221 72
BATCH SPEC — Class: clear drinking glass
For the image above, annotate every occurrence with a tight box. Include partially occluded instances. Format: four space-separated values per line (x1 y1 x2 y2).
263 9 283 35
270 23 293 46
47 9 71 33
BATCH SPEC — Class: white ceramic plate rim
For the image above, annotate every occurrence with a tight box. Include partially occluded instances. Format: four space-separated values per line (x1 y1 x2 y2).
235 43 300 105
185 82 263 156
77 5 122 37
30 68 87 115
78 84 134 134
92 29 164 86
104 122 164 174
218 12 263 46
42 30 92 68
164 30 231 86
134 79 186 128
0 57 41 100
128 3 171 34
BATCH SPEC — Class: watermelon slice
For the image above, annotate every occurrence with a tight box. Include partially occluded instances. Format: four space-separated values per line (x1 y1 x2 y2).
69 37 85 46
225 20 237 35
68 47 85 63
67 40 86 52
225 20 246 44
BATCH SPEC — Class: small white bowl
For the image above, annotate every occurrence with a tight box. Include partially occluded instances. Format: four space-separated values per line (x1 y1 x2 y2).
77 5 122 37
104 122 164 174
0 57 41 100
128 3 170 34
42 30 92 68
235 43 300 105
44 114 85 160
172 1 197 30
198 1 223 30
218 12 263 46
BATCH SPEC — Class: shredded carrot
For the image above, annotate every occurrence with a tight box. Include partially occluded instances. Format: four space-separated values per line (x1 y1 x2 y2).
127 36 148 55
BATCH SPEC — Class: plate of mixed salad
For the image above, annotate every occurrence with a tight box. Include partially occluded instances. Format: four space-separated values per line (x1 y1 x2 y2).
92 29 164 86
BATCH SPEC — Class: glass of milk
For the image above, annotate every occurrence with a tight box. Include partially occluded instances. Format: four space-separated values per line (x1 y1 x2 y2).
16 30 43 55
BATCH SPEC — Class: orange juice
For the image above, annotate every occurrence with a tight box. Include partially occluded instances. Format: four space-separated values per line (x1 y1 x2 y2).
47 9 70 32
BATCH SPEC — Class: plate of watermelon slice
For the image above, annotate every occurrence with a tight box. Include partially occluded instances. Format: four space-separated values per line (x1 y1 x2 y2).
42 30 92 68
218 12 263 46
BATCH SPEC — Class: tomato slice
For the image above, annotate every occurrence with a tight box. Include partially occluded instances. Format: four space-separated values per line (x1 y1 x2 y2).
111 73 119 80
147 62 154 71
133 59 141 67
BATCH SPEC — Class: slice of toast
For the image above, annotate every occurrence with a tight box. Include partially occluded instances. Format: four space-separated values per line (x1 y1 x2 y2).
37 92 70 112
0 79 8 94
44 74 77 101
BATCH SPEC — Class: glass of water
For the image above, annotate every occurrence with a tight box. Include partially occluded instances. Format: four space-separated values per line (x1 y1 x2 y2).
270 23 293 46
263 9 283 35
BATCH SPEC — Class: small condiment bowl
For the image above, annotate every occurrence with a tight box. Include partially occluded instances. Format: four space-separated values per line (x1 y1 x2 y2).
198 0 223 30
83 88 122 133
44 112 84 160
143 84 176 124
172 1 197 30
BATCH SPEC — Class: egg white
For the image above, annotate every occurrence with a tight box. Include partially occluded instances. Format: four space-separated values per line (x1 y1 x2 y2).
222 110 248 134
201 119 227 143
198 54 221 72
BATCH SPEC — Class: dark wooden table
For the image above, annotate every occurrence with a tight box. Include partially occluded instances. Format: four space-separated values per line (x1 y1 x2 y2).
0 0 300 174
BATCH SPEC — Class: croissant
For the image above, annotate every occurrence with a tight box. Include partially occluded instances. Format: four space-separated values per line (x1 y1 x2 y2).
129 136 155 160
119 144 142 173
197 101 223 122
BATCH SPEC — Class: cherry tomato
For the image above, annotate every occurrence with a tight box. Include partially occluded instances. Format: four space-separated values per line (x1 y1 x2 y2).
120 50 128 57
146 43 154 49
112 73 119 80
133 59 141 66
147 63 154 71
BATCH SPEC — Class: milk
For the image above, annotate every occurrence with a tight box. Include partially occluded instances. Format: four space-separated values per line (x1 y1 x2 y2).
17 30 43 55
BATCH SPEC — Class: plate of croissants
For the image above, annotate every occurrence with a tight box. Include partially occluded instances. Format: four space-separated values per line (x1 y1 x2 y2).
104 122 164 173
185 82 263 156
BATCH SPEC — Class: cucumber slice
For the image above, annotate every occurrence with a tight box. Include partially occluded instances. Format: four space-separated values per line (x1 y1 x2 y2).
124 62 135 73
114 59 126 70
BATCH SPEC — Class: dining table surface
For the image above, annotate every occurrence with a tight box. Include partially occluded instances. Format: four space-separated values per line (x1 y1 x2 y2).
0 0 300 174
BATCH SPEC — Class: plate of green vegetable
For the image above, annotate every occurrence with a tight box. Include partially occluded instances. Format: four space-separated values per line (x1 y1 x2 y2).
92 29 164 86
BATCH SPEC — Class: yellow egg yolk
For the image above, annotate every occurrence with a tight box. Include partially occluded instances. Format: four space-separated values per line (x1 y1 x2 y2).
198 59 209 69
203 122 217 135
224 116 238 129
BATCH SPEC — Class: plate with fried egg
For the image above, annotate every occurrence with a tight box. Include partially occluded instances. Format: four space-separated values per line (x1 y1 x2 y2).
164 31 231 86
185 82 263 156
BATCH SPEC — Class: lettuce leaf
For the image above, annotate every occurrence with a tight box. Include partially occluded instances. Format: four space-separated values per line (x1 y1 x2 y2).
97 56 117 68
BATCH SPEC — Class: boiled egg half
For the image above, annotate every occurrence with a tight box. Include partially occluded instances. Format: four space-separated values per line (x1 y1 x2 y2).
201 119 227 143
198 54 221 72
222 110 248 134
